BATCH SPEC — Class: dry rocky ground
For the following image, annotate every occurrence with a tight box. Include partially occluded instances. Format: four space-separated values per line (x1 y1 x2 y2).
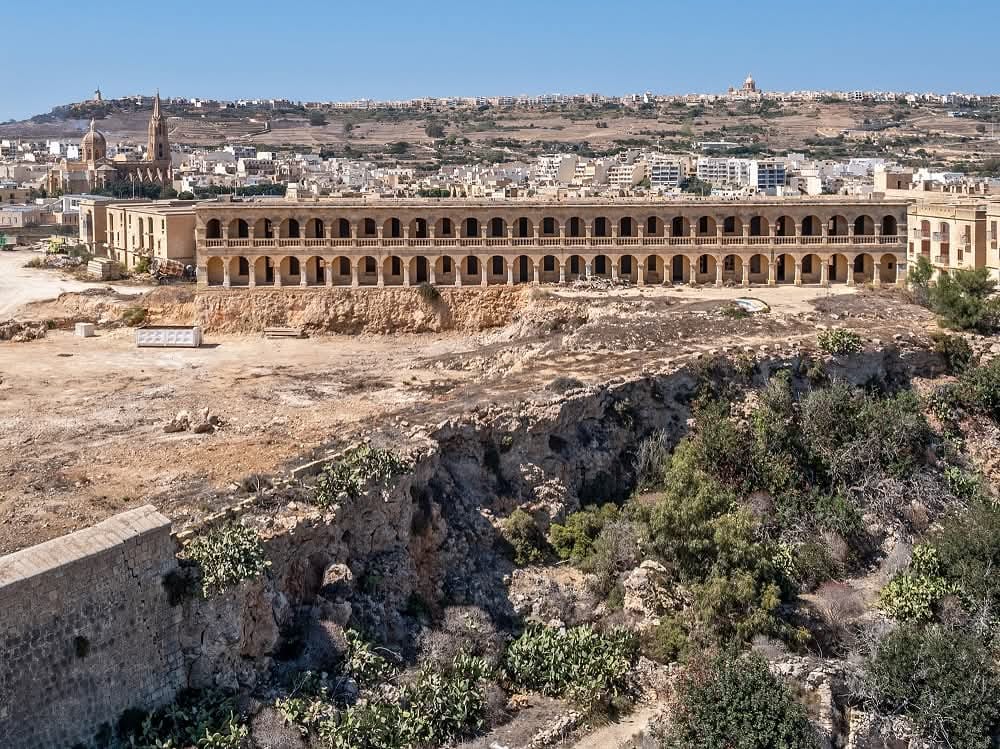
0 262 933 555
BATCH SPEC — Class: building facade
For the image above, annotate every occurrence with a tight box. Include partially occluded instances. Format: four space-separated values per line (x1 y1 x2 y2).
79 198 196 270
906 198 993 278
193 197 907 289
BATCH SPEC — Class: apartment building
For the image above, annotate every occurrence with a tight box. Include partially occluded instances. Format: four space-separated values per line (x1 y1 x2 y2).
749 160 787 193
697 157 750 188
648 158 683 189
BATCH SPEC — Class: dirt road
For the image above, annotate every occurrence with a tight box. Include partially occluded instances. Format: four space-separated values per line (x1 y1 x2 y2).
0 249 148 319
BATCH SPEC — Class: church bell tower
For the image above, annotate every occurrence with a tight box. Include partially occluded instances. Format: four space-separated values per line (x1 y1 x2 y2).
147 91 170 165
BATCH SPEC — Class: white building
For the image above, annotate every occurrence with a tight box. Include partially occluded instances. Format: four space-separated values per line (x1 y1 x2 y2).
749 159 787 193
647 157 683 189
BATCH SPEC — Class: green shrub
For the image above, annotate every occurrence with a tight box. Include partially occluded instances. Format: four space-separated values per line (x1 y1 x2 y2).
634 430 672 491
121 306 148 326
879 545 952 622
504 625 638 710
929 267 1000 333
931 498 1000 616
343 629 397 687
313 444 411 508
861 624 1000 747
641 615 688 664
183 522 270 596
134 256 151 274
548 503 618 563
932 332 975 374
957 358 1000 421
416 281 440 303
661 650 819 748
501 509 549 566
817 328 863 355
792 541 841 591
118 689 248 749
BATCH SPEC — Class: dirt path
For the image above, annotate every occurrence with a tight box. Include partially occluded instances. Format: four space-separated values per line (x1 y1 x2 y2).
0 249 149 318
568 704 663 749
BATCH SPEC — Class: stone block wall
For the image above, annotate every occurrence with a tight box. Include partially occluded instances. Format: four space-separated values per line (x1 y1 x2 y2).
0 506 184 749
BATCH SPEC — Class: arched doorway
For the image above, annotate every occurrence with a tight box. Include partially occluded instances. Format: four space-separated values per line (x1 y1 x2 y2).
206 257 224 285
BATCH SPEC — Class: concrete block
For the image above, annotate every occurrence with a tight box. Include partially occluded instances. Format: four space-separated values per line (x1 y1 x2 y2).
74 323 95 338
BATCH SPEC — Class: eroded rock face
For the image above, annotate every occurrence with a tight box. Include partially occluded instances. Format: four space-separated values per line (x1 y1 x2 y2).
622 560 686 626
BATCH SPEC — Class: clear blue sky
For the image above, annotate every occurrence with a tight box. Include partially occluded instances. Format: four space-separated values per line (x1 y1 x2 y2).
4 0 998 121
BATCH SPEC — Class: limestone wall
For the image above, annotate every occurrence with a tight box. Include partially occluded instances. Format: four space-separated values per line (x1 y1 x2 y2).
0 506 183 749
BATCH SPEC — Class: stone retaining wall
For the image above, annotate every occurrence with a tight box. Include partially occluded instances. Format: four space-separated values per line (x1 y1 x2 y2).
0 506 183 749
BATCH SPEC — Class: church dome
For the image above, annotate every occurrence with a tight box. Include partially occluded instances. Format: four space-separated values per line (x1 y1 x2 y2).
81 119 107 162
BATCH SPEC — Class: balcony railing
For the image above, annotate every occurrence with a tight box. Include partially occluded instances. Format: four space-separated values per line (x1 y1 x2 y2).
201 235 906 253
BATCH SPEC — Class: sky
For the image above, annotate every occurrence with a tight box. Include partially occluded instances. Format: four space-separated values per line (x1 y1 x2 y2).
3 0 998 121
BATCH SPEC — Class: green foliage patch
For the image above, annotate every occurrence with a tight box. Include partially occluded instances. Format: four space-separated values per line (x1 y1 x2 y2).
182 523 270 597
313 445 411 508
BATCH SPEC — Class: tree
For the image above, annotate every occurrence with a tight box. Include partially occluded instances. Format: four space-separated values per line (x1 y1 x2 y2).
680 176 713 195
424 123 445 139
308 110 327 127
929 267 1000 332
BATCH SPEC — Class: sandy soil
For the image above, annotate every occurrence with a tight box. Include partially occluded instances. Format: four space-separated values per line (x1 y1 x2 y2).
0 270 935 554
0 250 149 319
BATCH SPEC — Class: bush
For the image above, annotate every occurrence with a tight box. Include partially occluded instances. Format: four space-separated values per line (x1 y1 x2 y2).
503 625 638 710
118 689 248 749
501 509 549 566
879 545 952 622
817 328 863 355
313 444 411 508
134 256 151 274
929 267 1000 333
956 358 1000 421
121 306 148 327
183 522 270 596
661 650 819 748
641 615 688 663
860 624 1000 747
931 498 1000 618
416 281 440 303
343 629 397 687
634 430 672 491
932 332 975 374
548 503 618 563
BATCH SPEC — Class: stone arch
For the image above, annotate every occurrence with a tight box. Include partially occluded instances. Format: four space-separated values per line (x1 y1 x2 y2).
459 255 481 284
670 216 690 237
486 255 507 284
695 215 717 237
383 217 403 239
336 218 351 239
828 215 849 236
670 255 690 284
331 256 353 285
253 218 275 239
305 218 325 239
228 256 250 286
592 216 611 238
409 217 430 239
775 253 794 283
643 254 664 283
619 216 637 238
565 254 585 281
359 218 378 238
229 218 250 239
280 218 301 239
357 255 379 285
539 254 560 283
540 217 559 237
462 217 480 238
382 255 404 285
748 253 768 284
434 255 457 284
566 216 585 239
206 219 222 240
829 253 850 283
853 252 874 283
879 253 898 284
513 216 534 238
591 254 612 277
514 255 534 283
882 215 898 237
303 256 326 285
487 217 507 238
801 215 822 237
776 215 795 237
853 215 875 236
694 253 717 283
408 255 431 284
722 215 743 236
434 217 456 238
801 253 822 283
722 254 743 284
279 256 303 283
645 216 664 237
253 255 275 285
749 215 769 237
618 254 639 282
206 256 225 285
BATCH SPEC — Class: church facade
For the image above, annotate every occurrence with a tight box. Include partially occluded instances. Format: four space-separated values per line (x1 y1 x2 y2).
47 92 172 194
